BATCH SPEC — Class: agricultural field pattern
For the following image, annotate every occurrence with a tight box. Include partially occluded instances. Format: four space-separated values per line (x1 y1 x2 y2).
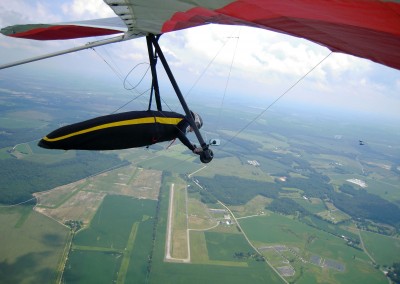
0 73 400 283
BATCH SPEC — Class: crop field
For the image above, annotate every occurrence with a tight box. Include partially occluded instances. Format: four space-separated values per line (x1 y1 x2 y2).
2 92 399 284
63 195 157 283
63 250 122 283
228 195 271 218
196 155 276 182
74 195 155 249
301 215 359 242
83 164 161 199
34 164 162 224
34 179 87 208
0 206 69 284
316 210 352 224
138 154 200 174
36 190 106 224
293 198 326 214
362 178 400 203
239 213 387 284
360 230 400 266
204 231 255 261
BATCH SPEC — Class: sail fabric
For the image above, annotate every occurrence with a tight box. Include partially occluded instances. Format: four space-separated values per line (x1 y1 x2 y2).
105 0 400 70
0 17 126 40
1 0 399 69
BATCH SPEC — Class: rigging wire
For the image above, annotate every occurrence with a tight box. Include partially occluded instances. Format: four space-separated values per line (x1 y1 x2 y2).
91 47 124 81
159 52 335 177
221 51 333 148
123 62 151 91
216 29 241 128
181 28 241 102
111 87 151 114
91 47 150 112
94 46 151 91
4 39 333 209
98 45 125 80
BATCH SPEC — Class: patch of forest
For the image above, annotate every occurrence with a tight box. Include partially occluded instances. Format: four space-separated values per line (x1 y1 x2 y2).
0 127 44 148
0 151 127 204
197 172 400 230
196 175 279 205
330 185 400 229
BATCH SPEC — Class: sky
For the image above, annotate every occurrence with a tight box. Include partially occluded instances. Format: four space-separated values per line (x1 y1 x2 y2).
0 0 399 121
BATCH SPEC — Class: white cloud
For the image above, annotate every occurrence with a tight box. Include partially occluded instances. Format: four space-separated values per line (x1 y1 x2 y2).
0 1 61 26
61 0 115 20
0 1 398 119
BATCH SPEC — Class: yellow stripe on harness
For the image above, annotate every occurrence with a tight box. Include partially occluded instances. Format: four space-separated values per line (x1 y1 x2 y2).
43 116 183 142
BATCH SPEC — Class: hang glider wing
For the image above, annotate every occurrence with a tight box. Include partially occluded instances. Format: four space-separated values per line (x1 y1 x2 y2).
0 17 127 40
1 1 399 70
102 0 400 70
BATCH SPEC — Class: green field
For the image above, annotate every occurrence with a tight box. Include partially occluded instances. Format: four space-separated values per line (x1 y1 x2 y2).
1 80 400 284
147 180 284 284
138 155 200 174
205 231 255 261
0 206 69 283
239 213 387 284
63 250 122 284
293 198 326 214
64 195 157 283
361 230 400 266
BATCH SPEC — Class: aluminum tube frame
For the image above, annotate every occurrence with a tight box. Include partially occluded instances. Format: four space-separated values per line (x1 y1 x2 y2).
0 34 130 70
148 34 208 149
146 35 162 111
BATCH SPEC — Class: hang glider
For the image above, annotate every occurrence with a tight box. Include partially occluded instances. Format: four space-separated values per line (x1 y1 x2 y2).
1 0 400 70
1 0 399 163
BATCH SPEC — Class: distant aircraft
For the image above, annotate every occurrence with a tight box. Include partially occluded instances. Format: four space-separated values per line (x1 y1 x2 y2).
359 140 365 146
1 0 399 162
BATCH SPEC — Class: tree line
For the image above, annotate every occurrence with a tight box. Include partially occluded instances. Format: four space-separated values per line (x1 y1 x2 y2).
0 151 126 205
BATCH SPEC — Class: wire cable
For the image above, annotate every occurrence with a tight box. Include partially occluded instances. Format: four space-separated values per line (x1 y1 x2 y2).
91 47 150 112
217 29 241 128
181 28 241 102
221 51 333 148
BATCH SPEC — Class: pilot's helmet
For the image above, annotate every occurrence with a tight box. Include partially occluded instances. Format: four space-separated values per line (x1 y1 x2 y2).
190 110 203 129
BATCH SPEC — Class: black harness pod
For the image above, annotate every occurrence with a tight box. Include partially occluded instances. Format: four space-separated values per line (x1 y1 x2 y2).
38 110 189 150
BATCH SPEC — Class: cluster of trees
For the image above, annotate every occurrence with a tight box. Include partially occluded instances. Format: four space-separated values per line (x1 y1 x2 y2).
276 173 333 199
268 198 307 216
196 175 279 205
190 133 400 231
196 168 400 230
387 263 400 284
267 198 362 249
0 151 126 205
64 220 83 232
199 189 217 204
330 185 400 229
0 128 39 149
233 252 265 262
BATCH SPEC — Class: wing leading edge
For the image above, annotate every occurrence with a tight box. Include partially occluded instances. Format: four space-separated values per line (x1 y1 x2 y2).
0 17 127 40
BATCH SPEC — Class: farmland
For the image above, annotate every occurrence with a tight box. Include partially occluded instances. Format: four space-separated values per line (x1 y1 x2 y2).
0 206 69 283
63 195 157 283
1 77 400 283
